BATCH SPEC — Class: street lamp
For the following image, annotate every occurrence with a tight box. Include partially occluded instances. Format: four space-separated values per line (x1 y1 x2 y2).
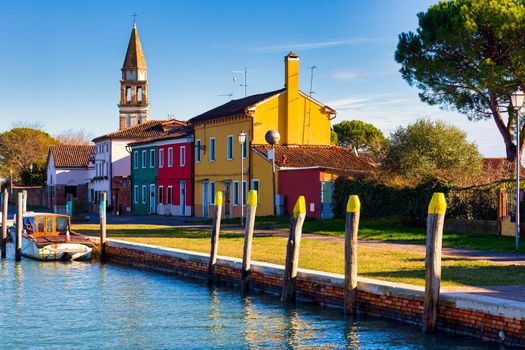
238 131 247 225
29 164 33 187
265 130 281 215
511 87 525 251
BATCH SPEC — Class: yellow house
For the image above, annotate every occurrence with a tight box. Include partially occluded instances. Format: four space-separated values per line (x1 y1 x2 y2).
189 52 336 218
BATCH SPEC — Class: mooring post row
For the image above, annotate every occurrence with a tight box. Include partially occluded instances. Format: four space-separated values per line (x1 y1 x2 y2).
241 190 258 293
423 192 446 332
281 196 306 303
1 189 8 259
344 195 361 314
207 191 223 284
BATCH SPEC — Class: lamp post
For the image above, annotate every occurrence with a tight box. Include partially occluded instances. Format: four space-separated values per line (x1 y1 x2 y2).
29 163 33 187
239 131 247 225
9 169 13 194
265 130 281 216
511 88 525 251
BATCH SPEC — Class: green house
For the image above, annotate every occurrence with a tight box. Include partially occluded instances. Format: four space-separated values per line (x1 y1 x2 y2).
130 144 158 215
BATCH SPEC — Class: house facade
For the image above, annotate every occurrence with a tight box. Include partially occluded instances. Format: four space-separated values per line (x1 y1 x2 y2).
46 144 95 212
189 52 336 218
129 126 193 216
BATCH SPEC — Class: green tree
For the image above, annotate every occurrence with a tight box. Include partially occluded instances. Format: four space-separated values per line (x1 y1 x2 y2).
332 120 384 154
0 127 58 186
330 130 339 145
384 119 482 182
395 0 525 160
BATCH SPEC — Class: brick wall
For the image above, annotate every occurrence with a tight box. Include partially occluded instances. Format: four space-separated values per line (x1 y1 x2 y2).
102 239 525 347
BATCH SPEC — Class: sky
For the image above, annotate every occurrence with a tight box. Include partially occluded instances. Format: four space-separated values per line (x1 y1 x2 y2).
0 0 502 156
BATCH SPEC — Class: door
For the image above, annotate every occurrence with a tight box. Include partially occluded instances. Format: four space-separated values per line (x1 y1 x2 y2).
224 182 232 218
203 181 209 217
320 181 334 219
180 181 186 216
149 184 156 214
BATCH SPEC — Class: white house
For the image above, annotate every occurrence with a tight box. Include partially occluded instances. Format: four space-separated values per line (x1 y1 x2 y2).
46 144 95 211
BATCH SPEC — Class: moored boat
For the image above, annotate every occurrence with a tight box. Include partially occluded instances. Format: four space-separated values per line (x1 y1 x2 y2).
10 213 95 261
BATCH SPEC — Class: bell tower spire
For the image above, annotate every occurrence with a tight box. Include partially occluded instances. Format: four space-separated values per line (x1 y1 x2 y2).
118 22 149 130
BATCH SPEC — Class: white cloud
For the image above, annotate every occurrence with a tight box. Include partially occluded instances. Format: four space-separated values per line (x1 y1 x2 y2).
248 38 385 53
330 68 397 81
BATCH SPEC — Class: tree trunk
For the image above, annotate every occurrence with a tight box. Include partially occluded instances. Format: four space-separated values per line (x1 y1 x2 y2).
505 140 517 161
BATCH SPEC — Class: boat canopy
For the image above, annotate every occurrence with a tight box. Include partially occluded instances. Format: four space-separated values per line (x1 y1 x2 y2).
22 214 70 236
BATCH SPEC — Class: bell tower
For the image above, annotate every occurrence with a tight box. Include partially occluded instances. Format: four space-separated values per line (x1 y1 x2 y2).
118 23 149 130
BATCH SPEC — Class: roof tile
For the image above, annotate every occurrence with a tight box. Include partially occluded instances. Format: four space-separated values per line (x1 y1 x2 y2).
50 145 95 168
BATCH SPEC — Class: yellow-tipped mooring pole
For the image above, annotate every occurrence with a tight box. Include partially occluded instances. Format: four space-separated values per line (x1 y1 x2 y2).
423 192 447 332
344 195 361 314
241 190 258 293
207 191 223 284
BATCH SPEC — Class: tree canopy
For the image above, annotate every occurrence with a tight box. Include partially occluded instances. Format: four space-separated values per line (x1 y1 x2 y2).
332 120 384 154
0 127 58 186
395 0 525 160
383 118 482 183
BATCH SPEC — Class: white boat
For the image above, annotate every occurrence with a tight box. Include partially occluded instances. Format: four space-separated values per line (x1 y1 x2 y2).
10 212 94 261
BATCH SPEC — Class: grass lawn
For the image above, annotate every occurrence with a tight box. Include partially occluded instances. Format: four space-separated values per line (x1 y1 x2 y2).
73 223 525 287
217 216 525 253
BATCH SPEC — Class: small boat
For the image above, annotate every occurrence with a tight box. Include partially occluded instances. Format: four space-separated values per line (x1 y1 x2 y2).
10 212 95 261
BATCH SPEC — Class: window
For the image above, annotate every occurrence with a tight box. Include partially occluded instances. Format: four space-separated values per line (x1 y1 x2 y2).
242 180 247 206
251 179 260 204
37 217 44 233
209 137 215 161
233 181 239 206
159 149 164 168
65 186 77 199
158 186 164 205
142 185 147 204
56 217 68 234
141 150 147 168
210 182 215 205
195 139 201 162
126 87 132 102
168 147 173 167
150 149 155 168
167 186 173 205
134 186 138 204
226 135 233 160
180 146 186 166
47 217 53 233
242 139 248 159
137 87 142 102
133 151 138 169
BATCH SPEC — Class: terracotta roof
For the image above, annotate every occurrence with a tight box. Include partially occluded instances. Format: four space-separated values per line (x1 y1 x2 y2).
188 89 286 124
123 24 147 70
49 145 95 168
252 144 374 173
92 120 186 142
128 125 193 147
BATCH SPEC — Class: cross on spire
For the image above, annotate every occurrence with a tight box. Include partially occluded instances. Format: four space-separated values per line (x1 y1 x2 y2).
132 12 138 25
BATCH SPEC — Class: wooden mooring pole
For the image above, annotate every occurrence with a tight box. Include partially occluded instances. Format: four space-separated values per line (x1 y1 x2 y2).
423 192 447 332
22 190 27 213
1 189 8 259
344 195 361 314
67 193 73 216
100 192 107 262
207 191 223 285
241 190 258 293
281 196 306 303
15 192 23 261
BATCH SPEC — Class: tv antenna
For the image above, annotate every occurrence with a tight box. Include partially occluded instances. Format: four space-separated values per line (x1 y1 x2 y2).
218 77 236 100
309 65 318 97
234 67 248 97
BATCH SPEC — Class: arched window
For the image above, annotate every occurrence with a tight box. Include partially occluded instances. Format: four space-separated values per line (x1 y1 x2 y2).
126 87 132 102
137 87 142 102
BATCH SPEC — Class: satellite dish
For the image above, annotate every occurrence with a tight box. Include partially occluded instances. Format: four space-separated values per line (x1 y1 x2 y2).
265 130 280 145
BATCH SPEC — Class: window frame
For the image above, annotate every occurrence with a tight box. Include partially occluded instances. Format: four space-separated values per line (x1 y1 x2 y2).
149 149 156 168
159 148 164 168
167 186 173 205
141 185 147 204
251 179 260 204
233 181 239 206
195 139 201 162
226 135 233 160
180 146 186 166
242 180 247 206
133 185 138 204
133 151 138 169
209 137 216 162
141 150 147 169
158 186 164 205
167 147 173 167
210 181 215 205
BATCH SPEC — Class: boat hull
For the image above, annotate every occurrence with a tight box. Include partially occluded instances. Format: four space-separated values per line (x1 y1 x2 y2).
10 231 93 261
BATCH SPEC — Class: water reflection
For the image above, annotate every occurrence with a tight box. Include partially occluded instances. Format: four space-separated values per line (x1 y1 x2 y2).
0 252 500 349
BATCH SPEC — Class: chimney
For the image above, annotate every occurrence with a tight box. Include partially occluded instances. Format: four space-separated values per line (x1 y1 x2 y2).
285 52 300 144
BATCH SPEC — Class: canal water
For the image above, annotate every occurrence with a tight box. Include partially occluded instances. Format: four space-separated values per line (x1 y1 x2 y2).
0 248 502 349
